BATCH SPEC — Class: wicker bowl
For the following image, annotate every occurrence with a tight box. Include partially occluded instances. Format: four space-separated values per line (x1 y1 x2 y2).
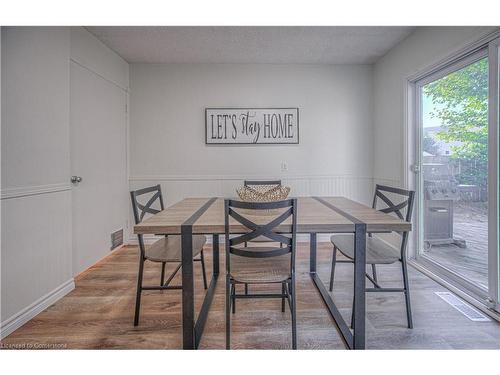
236 184 290 202
236 185 291 215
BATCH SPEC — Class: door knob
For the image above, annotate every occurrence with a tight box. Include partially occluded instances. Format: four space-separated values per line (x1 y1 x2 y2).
71 176 83 184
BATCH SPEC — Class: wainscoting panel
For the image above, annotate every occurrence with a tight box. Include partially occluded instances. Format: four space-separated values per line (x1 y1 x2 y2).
373 177 401 188
130 174 374 206
128 174 375 243
1 190 73 335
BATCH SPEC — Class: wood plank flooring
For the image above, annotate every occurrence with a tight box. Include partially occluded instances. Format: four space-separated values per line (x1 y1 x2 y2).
2 243 499 349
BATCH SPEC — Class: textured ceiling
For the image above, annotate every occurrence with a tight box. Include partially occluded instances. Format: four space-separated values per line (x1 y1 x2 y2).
86 26 415 64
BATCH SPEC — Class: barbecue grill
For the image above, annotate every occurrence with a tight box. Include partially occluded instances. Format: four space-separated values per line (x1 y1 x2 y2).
423 163 466 250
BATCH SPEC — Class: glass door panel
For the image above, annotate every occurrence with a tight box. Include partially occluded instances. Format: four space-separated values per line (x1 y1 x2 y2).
418 55 489 290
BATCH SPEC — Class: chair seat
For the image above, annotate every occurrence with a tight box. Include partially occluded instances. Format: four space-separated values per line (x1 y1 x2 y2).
229 249 291 283
330 234 400 264
145 235 206 262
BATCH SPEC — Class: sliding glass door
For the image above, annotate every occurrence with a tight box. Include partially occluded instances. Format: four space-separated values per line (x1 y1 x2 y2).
488 37 500 312
414 37 499 311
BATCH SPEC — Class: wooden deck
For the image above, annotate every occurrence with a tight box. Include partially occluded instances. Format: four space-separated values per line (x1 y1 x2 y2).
2 243 499 349
423 208 488 288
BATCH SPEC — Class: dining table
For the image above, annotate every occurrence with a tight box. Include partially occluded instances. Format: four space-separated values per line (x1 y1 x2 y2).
133 196 411 349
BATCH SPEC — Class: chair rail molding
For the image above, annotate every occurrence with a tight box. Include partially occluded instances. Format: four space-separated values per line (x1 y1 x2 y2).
1 182 72 200
129 173 374 182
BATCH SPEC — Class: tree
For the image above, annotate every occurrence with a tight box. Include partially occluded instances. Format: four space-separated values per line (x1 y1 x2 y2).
423 58 488 187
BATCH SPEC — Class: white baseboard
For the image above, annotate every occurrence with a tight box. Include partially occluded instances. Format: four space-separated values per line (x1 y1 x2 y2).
0 278 75 339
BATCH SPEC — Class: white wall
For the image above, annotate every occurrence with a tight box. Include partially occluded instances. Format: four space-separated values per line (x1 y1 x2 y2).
1 27 73 336
372 26 497 187
71 27 129 91
129 64 375 215
1 27 129 338
2 27 71 190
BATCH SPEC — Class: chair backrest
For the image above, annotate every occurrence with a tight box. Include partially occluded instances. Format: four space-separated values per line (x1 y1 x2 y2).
130 185 164 225
372 184 415 259
244 180 282 187
224 198 297 274
372 184 415 225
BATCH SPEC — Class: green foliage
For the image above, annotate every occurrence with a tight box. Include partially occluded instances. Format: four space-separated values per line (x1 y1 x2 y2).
423 58 488 186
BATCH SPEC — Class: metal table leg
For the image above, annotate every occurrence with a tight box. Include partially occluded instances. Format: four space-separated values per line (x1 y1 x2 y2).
180 197 218 349
193 234 220 347
310 233 317 273
212 234 219 276
181 225 195 349
181 230 221 349
308 227 367 349
352 223 366 349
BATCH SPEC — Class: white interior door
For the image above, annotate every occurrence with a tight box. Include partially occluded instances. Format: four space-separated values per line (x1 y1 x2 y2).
70 61 128 276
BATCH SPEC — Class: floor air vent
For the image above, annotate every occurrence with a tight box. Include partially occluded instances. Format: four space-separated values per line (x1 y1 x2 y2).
111 229 124 250
435 292 490 322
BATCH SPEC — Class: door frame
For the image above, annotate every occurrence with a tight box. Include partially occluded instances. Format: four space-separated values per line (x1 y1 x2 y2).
414 48 489 300
404 29 500 313
488 36 500 312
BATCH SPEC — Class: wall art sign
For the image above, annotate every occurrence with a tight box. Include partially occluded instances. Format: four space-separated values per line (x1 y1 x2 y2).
205 108 299 144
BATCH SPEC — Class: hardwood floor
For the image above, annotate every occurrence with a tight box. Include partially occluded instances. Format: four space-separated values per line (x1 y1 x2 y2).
2 243 499 349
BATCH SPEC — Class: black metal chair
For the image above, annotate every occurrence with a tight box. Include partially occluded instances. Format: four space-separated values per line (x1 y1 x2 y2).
329 184 415 328
224 198 298 349
242 180 283 295
130 185 208 326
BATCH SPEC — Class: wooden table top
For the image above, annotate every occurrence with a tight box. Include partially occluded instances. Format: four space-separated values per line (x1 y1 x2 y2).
134 196 411 235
